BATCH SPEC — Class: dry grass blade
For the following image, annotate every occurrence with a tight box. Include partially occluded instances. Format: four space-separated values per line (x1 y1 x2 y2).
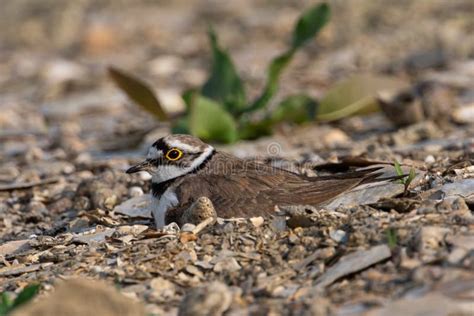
0 178 59 191
108 66 168 121
192 217 216 235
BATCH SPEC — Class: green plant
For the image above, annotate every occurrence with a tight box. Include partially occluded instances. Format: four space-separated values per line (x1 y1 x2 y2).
0 284 40 315
393 160 416 195
109 3 330 143
385 228 398 249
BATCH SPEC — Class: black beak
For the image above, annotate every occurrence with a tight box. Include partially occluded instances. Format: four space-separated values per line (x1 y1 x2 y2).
126 160 152 174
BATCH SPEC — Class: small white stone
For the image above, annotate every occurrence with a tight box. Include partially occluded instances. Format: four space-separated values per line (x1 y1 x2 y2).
138 171 152 181
75 152 92 165
330 230 347 243
149 55 182 76
250 216 264 227
424 155 436 164
128 186 144 197
181 223 197 232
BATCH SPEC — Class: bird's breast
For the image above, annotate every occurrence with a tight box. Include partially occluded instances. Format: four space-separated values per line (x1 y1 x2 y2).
153 187 178 228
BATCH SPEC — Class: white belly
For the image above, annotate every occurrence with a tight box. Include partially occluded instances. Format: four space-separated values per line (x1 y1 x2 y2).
152 188 178 228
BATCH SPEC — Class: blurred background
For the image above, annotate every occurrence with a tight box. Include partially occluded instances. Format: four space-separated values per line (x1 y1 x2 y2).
1 0 473 156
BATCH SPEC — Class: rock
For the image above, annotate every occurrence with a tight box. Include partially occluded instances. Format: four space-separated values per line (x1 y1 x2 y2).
113 194 152 218
0 240 30 257
292 247 336 270
446 234 474 264
0 263 53 277
73 227 115 245
41 59 86 86
249 216 264 228
178 281 232 316
446 234 474 251
447 248 468 265
438 179 474 203
11 278 145 316
181 223 197 232
116 225 149 236
128 186 144 197
378 81 453 126
416 226 451 256
366 292 473 316
67 217 91 233
425 155 436 164
329 229 347 243
149 55 182 76
313 245 392 291
452 103 474 124
75 171 128 210
149 277 176 300
213 257 241 273
324 182 405 210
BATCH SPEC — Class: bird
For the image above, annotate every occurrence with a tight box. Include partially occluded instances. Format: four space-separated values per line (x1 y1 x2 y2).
126 134 388 228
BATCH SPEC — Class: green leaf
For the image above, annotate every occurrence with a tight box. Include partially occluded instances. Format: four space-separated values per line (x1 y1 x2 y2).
0 284 40 314
171 116 190 134
238 117 274 140
292 3 331 49
404 167 417 191
246 50 294 113
271 94 318 124
189 95 238 143
0 292 12 315
1 292 11 307
393 160 404 183
201 27 246 113
317 74 408 121
108 66 168 121
182 89 197 111
245 4 330 114
393 160 403 176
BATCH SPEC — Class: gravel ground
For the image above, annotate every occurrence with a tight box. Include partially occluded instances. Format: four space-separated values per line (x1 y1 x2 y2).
1 1 473 315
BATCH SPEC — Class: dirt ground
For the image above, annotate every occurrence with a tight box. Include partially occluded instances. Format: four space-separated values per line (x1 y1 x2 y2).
1 1 473 315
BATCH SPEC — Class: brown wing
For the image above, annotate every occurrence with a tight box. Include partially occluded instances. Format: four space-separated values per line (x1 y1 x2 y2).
165 160 382 224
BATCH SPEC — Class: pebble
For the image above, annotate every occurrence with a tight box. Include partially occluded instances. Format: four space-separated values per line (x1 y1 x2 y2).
149 277 176 300
416 226 451 255
182 223 197 232
447 248 467 264
128 186 144 197
178 281 232 316
329 229 348 243
250 216 264 227
138 171 152 181
149 55 182 76
213 257 241 273
424 155 435 164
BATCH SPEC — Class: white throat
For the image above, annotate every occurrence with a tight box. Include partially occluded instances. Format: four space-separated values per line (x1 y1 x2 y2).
151 146 214 184
153 188 178 228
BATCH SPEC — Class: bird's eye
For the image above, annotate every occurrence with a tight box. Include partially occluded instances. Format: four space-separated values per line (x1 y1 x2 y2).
165 148 183 161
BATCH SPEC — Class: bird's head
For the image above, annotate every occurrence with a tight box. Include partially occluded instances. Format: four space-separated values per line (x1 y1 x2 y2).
126 134 215 183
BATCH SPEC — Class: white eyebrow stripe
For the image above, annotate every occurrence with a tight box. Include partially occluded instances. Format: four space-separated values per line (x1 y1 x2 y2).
167 140 211 153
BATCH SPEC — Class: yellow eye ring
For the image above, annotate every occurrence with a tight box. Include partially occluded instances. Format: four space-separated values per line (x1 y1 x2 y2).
165 148 183 161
